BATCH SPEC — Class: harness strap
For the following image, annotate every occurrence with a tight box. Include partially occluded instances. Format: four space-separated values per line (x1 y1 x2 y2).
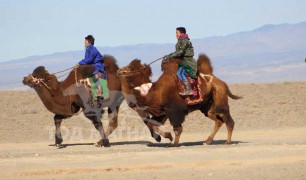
30 74 55 96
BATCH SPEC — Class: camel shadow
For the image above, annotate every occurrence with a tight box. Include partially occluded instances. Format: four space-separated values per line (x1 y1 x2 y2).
48 143 94 148
48 140 248 148
110 140 152 146
147 140 248 148
48 140 152 148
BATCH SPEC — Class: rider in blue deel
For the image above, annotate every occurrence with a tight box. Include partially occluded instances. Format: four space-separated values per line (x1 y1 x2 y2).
79 35 106 100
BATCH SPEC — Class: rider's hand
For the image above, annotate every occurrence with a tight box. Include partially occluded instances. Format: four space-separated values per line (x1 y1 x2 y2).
162 56 169 64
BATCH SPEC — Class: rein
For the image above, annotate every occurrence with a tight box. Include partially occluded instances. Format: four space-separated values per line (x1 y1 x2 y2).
52 66 76 78
147 57 163 66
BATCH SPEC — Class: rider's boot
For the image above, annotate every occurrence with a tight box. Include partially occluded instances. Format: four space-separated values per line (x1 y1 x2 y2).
179 79 193 96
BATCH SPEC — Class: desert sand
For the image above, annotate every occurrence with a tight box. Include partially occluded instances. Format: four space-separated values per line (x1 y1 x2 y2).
0 82 306 179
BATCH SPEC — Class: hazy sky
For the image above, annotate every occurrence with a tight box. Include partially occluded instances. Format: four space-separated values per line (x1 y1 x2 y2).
1 0 306 62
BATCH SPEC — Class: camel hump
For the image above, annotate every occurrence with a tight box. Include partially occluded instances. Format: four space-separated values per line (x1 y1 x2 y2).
103 55 119 74
197 53 213 75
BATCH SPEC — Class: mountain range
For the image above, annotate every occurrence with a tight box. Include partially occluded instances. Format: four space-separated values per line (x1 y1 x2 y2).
1 21 306 90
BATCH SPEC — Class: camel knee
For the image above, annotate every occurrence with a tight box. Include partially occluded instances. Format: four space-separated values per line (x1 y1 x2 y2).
109 120 118 129
92 122 102 130
173 126 183 136
223 114 234 129
226 121 235 131
216 120 224 127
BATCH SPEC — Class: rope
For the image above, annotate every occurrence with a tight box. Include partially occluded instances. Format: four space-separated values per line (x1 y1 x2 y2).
147 57 163 65
56 71 71 79
51 66 77 79
52 66 76 75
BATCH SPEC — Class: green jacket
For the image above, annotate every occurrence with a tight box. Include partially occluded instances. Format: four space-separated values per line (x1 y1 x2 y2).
167 37 197 78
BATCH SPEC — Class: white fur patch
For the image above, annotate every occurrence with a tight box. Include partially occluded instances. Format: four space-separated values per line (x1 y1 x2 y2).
134 83 152 96
199 73 214 84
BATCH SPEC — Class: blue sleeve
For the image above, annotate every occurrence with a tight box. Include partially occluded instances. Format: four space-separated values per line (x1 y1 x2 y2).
79 47 95 65
97 51 104 62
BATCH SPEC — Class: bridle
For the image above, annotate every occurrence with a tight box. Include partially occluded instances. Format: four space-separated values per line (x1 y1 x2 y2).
29 74 55 96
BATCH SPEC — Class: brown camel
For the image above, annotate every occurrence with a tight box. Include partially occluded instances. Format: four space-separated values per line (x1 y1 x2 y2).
22 55 161 147
117 54 242 146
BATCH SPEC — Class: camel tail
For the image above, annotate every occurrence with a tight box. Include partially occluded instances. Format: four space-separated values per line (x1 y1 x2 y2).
226 84 242 100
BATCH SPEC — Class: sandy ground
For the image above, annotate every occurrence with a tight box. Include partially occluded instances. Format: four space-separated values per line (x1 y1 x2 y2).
0 82 306 179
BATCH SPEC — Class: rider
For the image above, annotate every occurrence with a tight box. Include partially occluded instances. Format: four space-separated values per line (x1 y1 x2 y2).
163 27 197 96
78 35 105 100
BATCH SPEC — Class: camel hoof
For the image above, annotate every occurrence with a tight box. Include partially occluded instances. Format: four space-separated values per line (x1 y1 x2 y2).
94 139 110 147
55 136 63 145
205 138 213 145
94 139 102 147
94 142 101 147
225 141 232 145
165 132 173 142
169 143 180 147
154 134 161 142
102 139 110 147
55 144 65 149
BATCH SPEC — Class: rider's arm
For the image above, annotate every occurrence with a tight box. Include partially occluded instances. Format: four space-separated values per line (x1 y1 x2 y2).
167 39 189 58
79 47 95 65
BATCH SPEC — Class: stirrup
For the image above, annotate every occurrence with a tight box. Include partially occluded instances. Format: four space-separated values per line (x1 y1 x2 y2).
179 91 193 96
96 96 104 101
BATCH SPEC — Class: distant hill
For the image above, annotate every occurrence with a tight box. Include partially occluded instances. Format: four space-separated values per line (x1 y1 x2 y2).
1 22 306 90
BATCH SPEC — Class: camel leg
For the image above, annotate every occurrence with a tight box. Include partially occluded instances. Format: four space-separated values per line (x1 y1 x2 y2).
105 107 119 138
93 122 109 147
166 100 187 147
219 113 235 145
53 115 66 146
137 110 162 142
173 126 183 147
147 120 173 142
85 112 109 147
205 120 223 145
204 107 225 145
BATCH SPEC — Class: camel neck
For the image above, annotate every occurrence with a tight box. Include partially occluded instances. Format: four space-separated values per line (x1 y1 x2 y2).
34 83 74 116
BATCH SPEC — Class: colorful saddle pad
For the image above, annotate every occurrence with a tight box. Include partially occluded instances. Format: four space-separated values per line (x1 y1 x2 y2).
179 76 204 105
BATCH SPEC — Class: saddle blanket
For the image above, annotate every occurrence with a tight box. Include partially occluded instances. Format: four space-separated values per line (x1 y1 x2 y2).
134 76 204 106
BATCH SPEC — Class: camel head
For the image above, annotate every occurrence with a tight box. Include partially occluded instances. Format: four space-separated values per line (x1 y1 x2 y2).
22 66 58 90
117 59 152 88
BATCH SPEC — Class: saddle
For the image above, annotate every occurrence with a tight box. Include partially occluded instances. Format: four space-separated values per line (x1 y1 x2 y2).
178 75 204 105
